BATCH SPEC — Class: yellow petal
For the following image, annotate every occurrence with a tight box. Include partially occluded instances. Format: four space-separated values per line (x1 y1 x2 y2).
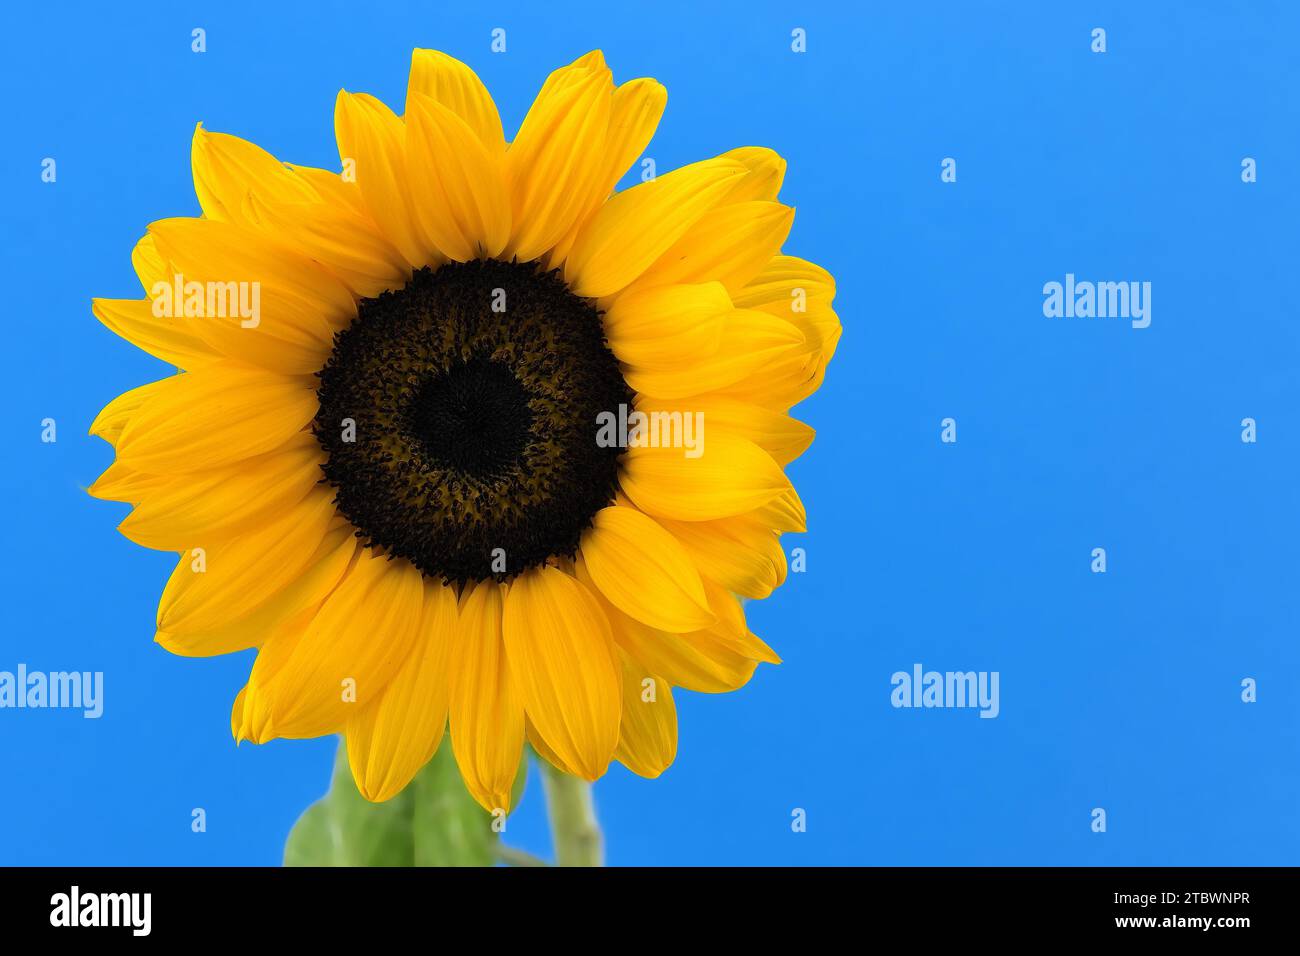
580 505 713 632
501 567 620 780
697 578 782 664
231 686 249 739
346 579 457 802
725 255 841 410
603 78 667 186
158 526 356 658
93 297 218 370
116 433 322 550
289 163 370 217
258 552 427 739
564 158 747 298
405 92 511 260
525 716 577 776
504 62 613 261
653 512 786 600
334 90 429 268
131 234 169 294
613 647 677 779
623 307 805 400
244 191 409 299
449 579 526 813
233 601 324 743
730 254 836 314
636 394 814 466
632 201 794 294
156 486 338 634
753 487 808 533
114 363 317 474
575 553 759 694
191 125 315 223
407 50 506 156
620 431 792 521
89 379 171 446
601 281 730 369
544 50 608 92
546 77 668 267
146 216 356 321
87 460 170 503
146 217 353 374
709 331 835 411
602 595 757 694
720 147 786 203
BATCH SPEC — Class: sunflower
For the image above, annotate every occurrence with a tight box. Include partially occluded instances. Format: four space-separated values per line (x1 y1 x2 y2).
89 49 839 812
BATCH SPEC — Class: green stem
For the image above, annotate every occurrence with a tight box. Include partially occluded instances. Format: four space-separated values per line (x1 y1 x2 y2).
496 845 549 867
540 762 604 866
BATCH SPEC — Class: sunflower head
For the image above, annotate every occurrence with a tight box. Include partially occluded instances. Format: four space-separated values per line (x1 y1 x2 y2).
89 49 840 811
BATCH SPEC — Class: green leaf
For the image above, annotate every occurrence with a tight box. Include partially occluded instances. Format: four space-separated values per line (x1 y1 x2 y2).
410 742 497 867
284 737 507 867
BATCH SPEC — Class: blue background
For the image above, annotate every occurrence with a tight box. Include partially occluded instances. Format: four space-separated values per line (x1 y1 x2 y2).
1 0 1296 865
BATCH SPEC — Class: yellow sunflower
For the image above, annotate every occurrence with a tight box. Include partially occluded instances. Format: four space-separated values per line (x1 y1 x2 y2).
89 49 839 812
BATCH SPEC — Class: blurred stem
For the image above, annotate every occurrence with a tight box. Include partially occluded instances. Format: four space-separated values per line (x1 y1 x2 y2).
497 845 549 867
540 762 603 866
